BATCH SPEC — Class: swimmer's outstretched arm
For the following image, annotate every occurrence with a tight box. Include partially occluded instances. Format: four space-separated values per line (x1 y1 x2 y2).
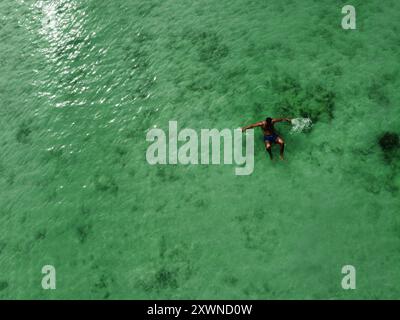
241 121 264 132
272 118 292 124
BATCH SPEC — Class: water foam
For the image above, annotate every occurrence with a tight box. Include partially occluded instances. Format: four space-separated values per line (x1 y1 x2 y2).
290 118 313 134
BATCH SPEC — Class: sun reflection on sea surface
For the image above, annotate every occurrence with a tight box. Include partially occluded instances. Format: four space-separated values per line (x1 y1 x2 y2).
33 0 92 108
36 0 85 59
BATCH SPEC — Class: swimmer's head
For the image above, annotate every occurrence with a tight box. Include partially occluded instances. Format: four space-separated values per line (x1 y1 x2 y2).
266 117 272 124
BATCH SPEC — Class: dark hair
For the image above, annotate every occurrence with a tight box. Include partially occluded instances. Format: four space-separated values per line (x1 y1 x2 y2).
266 117 272 124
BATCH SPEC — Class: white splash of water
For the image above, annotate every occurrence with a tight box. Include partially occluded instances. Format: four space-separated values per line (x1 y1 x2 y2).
290 118 313 134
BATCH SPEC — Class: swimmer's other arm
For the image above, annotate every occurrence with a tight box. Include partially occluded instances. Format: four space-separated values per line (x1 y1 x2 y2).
241 118 291 132
241 121 264 132
272 118 292 124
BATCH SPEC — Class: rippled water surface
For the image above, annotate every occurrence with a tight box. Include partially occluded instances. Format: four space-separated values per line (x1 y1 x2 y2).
1 0 400 298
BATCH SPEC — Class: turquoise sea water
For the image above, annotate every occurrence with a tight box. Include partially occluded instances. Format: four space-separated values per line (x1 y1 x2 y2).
1 0 400 299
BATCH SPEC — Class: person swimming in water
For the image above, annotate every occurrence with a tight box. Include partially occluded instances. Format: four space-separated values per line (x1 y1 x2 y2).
242 117 291 160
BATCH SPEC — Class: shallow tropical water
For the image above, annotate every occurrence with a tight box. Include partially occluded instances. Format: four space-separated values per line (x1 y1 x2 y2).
0 0 400 299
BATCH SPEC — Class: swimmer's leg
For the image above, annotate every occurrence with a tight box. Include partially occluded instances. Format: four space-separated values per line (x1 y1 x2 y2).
276 137 285 160
265 141 273 160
